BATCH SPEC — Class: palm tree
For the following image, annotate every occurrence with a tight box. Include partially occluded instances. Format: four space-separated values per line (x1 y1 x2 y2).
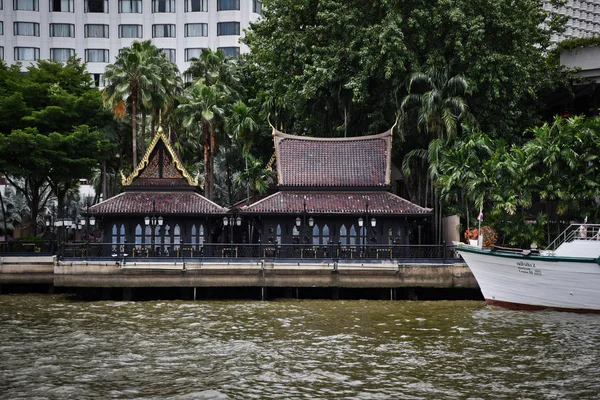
233 153 274 198
400 67 469 142
102 40 165 169
227 100 258 154
179 81 225 200
399 66 470 243
186 49 242 95
149 54 182 139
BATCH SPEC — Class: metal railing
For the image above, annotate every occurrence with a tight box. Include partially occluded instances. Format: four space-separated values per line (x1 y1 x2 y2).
54 242 456 263
546 223 600 251
0 240 458 263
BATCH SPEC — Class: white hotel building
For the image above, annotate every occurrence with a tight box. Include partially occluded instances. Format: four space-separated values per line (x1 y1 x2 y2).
0 0 262 86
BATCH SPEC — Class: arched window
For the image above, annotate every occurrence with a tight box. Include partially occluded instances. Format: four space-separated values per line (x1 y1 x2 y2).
349 225 357 246
276 224 282 245
145 225 151 245
163 225 171 255
322 224 330 245
191 224 205 249
135 224 142 246
112 224 126 255
174 224 181 252
292 225 300 244
154 225 161 248
312 224 320 245
339 225 347 245
111 224 118 254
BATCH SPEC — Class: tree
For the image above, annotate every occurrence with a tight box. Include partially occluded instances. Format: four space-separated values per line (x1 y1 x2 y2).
179 82 225 200
234 153 274 198
0 129 53 235
244 0 570 139
103 41 165 169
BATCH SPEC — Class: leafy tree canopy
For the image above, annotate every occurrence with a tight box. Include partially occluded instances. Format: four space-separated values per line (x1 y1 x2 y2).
244 0 571 139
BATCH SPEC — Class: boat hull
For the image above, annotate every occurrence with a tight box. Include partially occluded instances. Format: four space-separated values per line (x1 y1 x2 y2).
456 246 600 313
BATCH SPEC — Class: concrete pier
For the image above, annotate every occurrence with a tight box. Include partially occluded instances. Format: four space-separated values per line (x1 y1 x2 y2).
1 257 478 298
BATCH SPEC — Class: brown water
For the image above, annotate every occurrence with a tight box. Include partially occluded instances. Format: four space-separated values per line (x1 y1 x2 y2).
0 294 599 399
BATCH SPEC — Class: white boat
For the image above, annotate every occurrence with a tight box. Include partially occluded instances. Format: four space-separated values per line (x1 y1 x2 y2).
456 224 600 313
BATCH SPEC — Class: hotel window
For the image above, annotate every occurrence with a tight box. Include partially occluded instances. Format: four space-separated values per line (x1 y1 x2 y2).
184 48 205 61
184 0 206 12
14 22 40 36
15 47 40 61
0 21 3 35
85 24 109 38
152 24 175 38
184 23 207 37
85 49 109 63
49 23 74 37
217 22 239 36
50 48 74 62
119 24 142 38
161 48 175 62
218 46 239 58
91 73 104 87
253 0 261 14
50 0 73 12
217 0 238 11
152 0 173 12
119 0 141 13
0 47 3 61
85 0 107 12
13 0 38 10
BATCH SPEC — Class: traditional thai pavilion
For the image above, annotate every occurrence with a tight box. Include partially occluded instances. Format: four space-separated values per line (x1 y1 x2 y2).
89 127 227 256
238 127 433 250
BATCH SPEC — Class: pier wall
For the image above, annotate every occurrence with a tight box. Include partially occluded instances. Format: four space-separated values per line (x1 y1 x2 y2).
1 257 477 289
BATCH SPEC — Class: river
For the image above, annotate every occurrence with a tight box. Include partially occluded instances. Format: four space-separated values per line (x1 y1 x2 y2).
0 294 598 399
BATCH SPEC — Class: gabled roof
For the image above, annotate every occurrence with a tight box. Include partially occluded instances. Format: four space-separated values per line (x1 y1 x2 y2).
273 128 392 188
89 192 226 215
239 191 431 215
120 127 199 188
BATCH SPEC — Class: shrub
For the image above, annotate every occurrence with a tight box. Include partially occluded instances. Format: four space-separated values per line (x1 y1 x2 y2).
464 228 479 241
463 226 498 247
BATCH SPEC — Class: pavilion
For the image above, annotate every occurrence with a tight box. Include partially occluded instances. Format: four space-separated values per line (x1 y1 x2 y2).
237 126 432 252
88 126 226 257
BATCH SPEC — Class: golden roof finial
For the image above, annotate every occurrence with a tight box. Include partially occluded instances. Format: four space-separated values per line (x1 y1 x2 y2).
157 110 165 137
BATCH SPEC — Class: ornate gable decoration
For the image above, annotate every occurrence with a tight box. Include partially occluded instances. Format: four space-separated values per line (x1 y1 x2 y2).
272 128 393 188
121 127 199 187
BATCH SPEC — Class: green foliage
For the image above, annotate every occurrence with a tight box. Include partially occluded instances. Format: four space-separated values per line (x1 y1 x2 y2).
244 0 569 140
0 59 108 135
437 115 600 249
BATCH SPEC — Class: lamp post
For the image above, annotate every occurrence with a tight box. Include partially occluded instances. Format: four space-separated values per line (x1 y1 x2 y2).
144 201 163 256
79 203 96 258
54 207 72 257
357 202 376 258
223 214 242 244
295 199 314 245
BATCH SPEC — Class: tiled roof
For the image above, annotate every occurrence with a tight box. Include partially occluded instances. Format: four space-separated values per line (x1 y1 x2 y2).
239 192 431 215
274 129 392 188
89 192 226 215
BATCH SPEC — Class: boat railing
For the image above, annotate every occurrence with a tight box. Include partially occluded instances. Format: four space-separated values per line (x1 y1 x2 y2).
545 223 600 251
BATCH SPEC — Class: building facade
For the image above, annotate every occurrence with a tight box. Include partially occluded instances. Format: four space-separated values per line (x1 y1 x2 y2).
0 0 262 85
544 0 600 42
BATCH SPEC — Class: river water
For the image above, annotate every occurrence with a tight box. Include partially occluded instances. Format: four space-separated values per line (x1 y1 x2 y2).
1 295 599 399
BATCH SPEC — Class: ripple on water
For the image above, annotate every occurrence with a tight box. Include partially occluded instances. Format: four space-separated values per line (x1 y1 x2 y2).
1 296 599 399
